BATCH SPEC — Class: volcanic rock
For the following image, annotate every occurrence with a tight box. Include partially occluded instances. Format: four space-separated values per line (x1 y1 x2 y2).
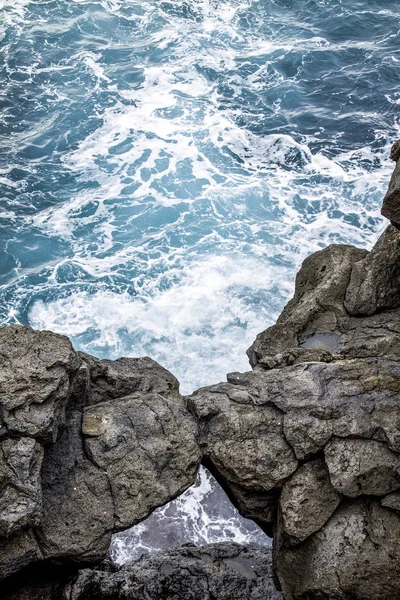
382 139 400 227
67 543 282 600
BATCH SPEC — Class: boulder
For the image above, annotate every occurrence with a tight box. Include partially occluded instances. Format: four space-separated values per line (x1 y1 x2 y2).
0 326 201 582
381 140 400 227
82 393 201 530
325 438 400 497
77 353 180 406
247 244 367 367
345 226 400 315
279 460 340 544
0 325 81 441
0 438 43 537
68 543 282 600
276 500 400 600
226 360 400 459
188 382 298 533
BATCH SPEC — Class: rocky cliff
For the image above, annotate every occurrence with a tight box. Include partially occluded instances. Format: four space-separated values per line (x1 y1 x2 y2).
1 143 400 599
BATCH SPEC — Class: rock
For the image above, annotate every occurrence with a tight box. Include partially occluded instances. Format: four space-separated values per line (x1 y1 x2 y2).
78 353 180 406
36 409 114 562
382 140 400 227
338 309 400 359
226 360 400 459
247 244 367 367
0 438 43 536
0 325 201 582
325 437 400 497
381 491 400 511
188 383 298 532
68 543 283 600
276 500 400 600
345 226 400 315
0 530 42 582
83 393 201 530
0 326 81 442
279 460 340 544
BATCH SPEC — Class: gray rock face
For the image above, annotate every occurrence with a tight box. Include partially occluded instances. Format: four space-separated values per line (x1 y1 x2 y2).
37 409 114 563
345 225 400 316
226 359 400 460
0 325 80 441
78 353 181 406
0 438 43 537
382 140 400 227
277 500 400 600
188 383 298 532
247 244 367 368
325 438 400 497
82 393 200 531
68 543 283 600
381 491 400 511
0 326 201 582
279 460 340 544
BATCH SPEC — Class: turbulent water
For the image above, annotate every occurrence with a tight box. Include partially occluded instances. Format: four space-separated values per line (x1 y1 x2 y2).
1 0 400 561
110 466 270 564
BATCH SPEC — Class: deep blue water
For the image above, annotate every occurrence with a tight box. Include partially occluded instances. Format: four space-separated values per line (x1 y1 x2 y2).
1 0 399 395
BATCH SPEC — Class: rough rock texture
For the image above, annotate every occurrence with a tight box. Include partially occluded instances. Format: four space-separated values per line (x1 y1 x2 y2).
37 409 114 562
279 460 340 544
325 437 400 497
247 227 400 371
247 244 367 368
0 325 80 441
0 438 43 537
77 353 181 406
0 328 201 582
276 500 400 600
82 393 200 530
67 543 282 600
188 382 298 533
382 140 400 226
345 225 400 315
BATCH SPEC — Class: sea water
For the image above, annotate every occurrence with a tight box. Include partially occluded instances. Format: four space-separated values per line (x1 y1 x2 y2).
1 0 399 560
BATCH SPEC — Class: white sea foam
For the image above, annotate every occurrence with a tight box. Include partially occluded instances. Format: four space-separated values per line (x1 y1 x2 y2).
29 254 290 393
17 0 396 398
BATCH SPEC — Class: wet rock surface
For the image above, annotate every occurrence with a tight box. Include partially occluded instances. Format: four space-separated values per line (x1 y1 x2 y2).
67 543 282 600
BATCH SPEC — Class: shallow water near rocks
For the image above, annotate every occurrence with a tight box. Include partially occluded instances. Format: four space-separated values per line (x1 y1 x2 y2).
1 0 399 563
300 331 341 351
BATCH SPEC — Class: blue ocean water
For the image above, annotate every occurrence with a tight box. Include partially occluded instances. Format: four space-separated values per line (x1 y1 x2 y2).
1 0 399 395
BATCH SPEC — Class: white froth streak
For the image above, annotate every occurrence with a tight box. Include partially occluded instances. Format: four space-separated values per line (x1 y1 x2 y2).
29 254 289 393
24 0 398 396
